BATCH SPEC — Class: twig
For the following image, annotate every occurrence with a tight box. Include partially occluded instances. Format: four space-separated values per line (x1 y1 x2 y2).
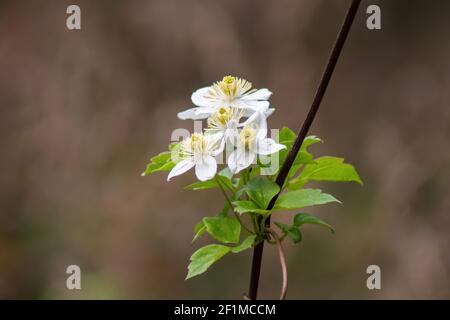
247 0 362 300
215 176 254 234
267 228 288 300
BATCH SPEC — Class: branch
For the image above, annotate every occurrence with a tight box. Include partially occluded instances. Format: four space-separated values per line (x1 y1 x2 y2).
246 0 362 300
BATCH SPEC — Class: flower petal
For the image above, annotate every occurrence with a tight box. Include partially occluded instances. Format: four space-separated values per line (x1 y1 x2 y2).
264 108 275 118
227 150 238 173
195 156 217 181
178 107 209 120
234 100 269 111
167 159 195 181
242 88 272 101
228 147 255 174
194 106 217 116
257 138 286 155
191 87 213 107
240 111 268 139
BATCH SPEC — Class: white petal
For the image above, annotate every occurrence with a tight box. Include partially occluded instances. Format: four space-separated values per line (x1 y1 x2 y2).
227 150 238 173
240 111 259 127
234 99 269 111
205 132 225 155
167 160 195 181
195 156 217 181
191 87 213 107
228 147 255 174
257 113 268 139
241 111 268 139
242 88 272 101
264 108 275 118
178 107 209 120
257 138 286 155
252 100 270 111
194 106 217 116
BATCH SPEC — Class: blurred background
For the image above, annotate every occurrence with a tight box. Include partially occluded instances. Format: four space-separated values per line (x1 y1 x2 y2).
0 0 449 299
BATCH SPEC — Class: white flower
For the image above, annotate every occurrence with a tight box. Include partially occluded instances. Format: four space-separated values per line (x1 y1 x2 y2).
227 112 286 174
178 76 272 120
205 107 242 152
168 133 220 181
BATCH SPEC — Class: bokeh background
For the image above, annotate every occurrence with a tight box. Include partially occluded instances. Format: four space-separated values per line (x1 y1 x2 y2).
1 0 449 299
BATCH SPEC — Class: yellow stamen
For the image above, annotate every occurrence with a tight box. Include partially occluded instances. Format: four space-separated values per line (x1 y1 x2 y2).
208 76 254 101
207 107 233 128
240 126 256 149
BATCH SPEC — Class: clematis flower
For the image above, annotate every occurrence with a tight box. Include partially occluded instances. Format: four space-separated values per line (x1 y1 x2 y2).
178 76 272 120
204 107 242 152
168 133 221 181
228 112 286 174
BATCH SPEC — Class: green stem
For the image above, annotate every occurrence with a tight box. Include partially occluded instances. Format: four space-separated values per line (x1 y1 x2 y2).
215 176 254 235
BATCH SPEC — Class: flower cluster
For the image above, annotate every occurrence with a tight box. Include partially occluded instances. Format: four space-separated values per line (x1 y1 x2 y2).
169 76 285 181
142 75 362 282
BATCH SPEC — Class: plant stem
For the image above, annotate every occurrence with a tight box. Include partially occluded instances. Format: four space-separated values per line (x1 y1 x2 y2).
215 176 254 234
267 228 288 300
246 0 362 300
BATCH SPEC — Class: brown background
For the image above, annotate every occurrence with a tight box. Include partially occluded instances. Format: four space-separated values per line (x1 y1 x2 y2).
0 0 449 299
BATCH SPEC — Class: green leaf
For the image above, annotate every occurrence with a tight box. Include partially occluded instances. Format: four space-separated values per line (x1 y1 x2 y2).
233 201 269 215
244 177 280 208
192 221 207 243
141 144 181 176
301 136 322 150
275 128 321 176
141 152 175 176
279 127 297 145
185 179 218 191
150 152 171 164
185 168 234 191
274 222 302 243
274 189 340 210
203 217 241 244
186 244 231 279
231 235 256 253
276 127 296 166
294 213 335 234
169 142 180 151
293 151 314 165
290 156 362 189
218 203 230 218
193 203 230 242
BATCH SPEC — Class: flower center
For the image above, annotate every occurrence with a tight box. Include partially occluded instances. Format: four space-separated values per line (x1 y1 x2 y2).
185 133 206 154
207 107 233 128
240 126 256 149
209 76 253 101
218 76 237 97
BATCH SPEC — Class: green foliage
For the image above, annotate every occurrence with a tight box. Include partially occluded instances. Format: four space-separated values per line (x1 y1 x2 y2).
244 177 280 209
274 189 340 210
192 220 207 243
293 213 335 234
275 213 334 244
141 151 174 176
192 203 231 243
186 244 231 279
145 127 363 280
233 201 269 214
185 168 234 191
231 235 256 253
275 127 322 177
275 222 302 243
203 216 241 244
289 156 362 189
141 142 181 176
